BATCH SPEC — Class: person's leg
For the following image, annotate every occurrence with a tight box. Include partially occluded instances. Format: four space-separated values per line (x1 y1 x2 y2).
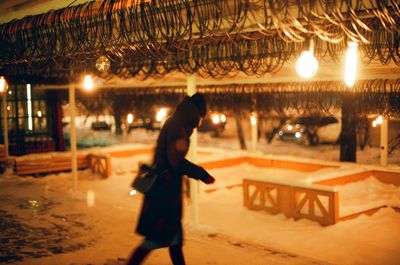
126 245 151 265
169 245 186 265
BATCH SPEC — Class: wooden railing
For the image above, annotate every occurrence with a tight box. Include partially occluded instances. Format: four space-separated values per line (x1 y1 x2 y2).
243 179 339 226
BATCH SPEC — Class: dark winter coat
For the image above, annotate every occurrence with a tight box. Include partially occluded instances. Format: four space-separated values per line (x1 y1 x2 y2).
136 96 211 243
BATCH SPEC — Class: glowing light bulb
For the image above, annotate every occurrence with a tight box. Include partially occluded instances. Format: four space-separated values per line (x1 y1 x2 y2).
372 115 383 127
37 110 42 118
127 113 134 124
84 75 94 91
295 47 319 79
250 114 257 126
0 76 6 93
376 115 382 124
156 108 167 122
344 42 358 87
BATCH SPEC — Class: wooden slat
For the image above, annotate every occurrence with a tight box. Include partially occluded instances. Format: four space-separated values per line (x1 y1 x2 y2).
107 148 153 158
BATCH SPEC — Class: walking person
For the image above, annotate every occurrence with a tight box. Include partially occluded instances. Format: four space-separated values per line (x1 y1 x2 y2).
127 93 215 265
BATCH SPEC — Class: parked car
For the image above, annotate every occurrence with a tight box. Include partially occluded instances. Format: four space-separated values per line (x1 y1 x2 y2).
127 107 170 132
278 116 340 145
91 121 111 131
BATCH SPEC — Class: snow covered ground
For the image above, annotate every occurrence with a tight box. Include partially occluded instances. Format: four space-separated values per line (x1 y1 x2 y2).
1 128 400 265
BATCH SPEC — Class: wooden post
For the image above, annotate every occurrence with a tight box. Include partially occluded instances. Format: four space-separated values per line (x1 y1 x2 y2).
2 88 9 159
380 117 388 166
187 75 199 224
329 192 339 225
69 82 78 192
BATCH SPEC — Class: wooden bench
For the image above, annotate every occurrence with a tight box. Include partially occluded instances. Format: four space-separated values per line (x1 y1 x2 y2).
15 152 111 178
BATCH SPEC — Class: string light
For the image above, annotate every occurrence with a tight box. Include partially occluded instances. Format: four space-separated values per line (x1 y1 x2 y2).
84 74 94 91
372 115 383 127
250 113 257 125
295 40 319 79
156 108 167 122
344 42 358 87
0 76 7 93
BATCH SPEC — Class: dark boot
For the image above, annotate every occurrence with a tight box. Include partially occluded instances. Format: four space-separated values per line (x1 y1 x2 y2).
169 245 186 265
127 246 151 265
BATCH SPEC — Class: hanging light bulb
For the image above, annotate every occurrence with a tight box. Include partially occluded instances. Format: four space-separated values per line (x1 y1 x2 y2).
344 42 358 87
295 40 319 79
376 115 383 124
0 76 7 93
250 113 257 126
95 56 110 73
84 74 94 91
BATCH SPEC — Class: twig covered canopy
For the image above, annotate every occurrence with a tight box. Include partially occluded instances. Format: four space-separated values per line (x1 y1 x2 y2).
0 0 399 82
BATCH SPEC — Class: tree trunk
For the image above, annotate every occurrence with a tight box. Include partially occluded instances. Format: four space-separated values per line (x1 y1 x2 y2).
234 110 247 150
115 115 122 135
340 96 357 162
112 104 123 135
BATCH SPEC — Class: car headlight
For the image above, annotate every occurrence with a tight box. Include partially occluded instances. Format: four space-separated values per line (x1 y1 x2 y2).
127 113 134 124
212 114 220 124
220 114 226 123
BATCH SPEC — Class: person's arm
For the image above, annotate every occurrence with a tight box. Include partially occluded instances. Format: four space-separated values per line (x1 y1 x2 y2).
178 159 215 184
166 126 214 184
